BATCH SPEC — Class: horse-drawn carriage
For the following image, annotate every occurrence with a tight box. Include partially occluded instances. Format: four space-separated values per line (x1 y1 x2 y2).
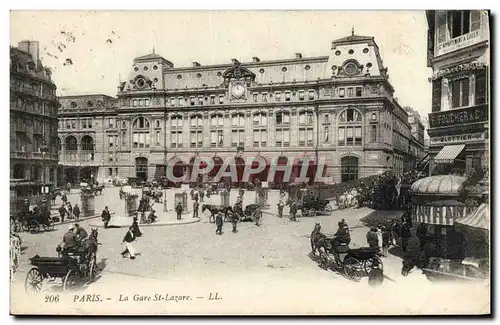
231 204 261 222
311 223 383 282
13 207 55 234
143 185 163 203
292 196 332 217
24 229 99 294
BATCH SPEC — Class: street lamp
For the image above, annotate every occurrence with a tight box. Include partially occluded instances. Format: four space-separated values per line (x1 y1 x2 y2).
40 142 48 198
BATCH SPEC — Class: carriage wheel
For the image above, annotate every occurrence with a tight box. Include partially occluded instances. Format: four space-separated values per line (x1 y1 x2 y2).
25 268 43 295
344 257 364 282
29 220 40 233
318 250 330 269
63 269 78 291
363 256 383 275
324 204 333 213
309 209 317 217
43 219 55 231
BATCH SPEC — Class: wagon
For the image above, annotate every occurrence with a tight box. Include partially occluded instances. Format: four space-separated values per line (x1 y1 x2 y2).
24 249 97 295
298 197 333 217
20 212 55 234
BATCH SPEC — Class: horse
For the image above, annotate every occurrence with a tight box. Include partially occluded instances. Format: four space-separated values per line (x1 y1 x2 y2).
94 185 104 196
202 204 227 223
84 228 99 278
310 222 326 256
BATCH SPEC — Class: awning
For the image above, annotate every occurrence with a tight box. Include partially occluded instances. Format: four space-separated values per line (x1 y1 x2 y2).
455 203 489 230
434 144 466 164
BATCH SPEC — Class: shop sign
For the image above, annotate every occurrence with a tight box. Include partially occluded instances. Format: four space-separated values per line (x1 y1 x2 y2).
430 132 485 145
412 205 468 226
436 30 482 57
429 105 488 128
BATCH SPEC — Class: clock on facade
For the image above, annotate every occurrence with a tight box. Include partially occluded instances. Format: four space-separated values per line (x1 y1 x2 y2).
231 83 246 99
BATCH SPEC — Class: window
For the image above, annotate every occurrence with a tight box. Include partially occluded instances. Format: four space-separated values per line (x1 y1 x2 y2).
190 97 195 106
190 131 203 148
298 90 305 100
275 92 281 101
145 99 150 107
122 131 127 145
211 130 224 148
324 126 329 143
178 97 184 106
219 95 224 104
88 119 92 128
156 120 160 128
108 135 114 148
71 120 76 128
210 95 215 105
285 91 291 101
108 118 114 128
308 90 315 100
339 88 345 98
211 114 224 127
231 130 245 147
171 131 182 148
275 112 290 125
299 111 313 124
341 156 359 182
355 87 362 97
448 10 471 39
253 113 267 126
171 116 183 128
156 131 161 145
253 93 258 102
198 96 204 105
338 109 362 146
133 100 138 107
324 114 329 123
253 130 267 147
262 93 268 102
139 99 144 107
108 168 113 177
347 88 353 97
190 115 203 128
451 77 470 108
231 114 245 127
276 128 290 147
133 117 150 129
170 98 176 106
371 125 377 142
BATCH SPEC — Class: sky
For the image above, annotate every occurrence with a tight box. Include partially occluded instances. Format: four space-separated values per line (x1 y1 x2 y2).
10 10 433 117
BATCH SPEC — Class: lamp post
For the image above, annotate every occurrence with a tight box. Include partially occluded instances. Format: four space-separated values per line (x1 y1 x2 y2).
314 104 320 198
163 96 168 212
40 142 48 200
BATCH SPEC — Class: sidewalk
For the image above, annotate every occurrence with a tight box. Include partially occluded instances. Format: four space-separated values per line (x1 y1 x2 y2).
89 209 200 228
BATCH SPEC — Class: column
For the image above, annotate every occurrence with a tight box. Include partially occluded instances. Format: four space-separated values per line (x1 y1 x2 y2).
224 111 231 149
268 110 275 147
245 110 252 148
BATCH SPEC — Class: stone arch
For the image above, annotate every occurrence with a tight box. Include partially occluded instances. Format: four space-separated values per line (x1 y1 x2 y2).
341 156 359 182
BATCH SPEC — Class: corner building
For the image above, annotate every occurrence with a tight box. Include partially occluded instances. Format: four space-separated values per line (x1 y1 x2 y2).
59 33 420 185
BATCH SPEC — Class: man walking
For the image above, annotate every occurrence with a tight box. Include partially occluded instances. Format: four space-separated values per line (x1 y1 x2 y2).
401 221 412 252
289 201 298 222
199 189 204 202
73 204 80 221
215 212 223 235
193 200 199 218
121 226 137 259
176 201 183 220
101 206 111 229
59 204 66 223
277 200 284 218
61 193 68 206
231 211 238 233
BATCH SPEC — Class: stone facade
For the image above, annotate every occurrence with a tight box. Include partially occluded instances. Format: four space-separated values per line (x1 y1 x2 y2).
10 40 59 184
58 33 422 185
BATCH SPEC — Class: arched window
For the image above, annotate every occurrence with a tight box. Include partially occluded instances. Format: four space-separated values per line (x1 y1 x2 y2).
132 117 150 148
253 113 267 148
190 115 203 148
338 108 362 146
298 110 314 125
298 110 314 147
231 113 245 148
275 111 291 147
190 115 203 128
132 116 150 129
341 156 359 182
231 113 245 127
210 114 224 128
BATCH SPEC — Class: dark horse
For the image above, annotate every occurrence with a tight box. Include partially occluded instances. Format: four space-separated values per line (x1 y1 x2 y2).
202 204 231 223
310 222 327 256
85 228 99 279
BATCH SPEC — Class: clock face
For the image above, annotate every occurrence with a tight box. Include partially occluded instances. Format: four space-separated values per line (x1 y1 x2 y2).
231 83 246 98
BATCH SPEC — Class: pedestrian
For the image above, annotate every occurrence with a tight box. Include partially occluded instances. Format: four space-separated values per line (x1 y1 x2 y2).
277 201 284 218
61 193 68 205
289 201 298 222
73 204 80 221
416 223 427 251
67 202 73 219
199 190 204 202
58 204 66 223
231 211 238 233
254 206 262 227
131 216 142 237
381 225 390 257
51 192 56 205
215 212 223 235
101 206 111 229
366 227 379 249
121 226 137 259
390 220 400 246
401 221 412 252
193 200 199 218
175 202 183 220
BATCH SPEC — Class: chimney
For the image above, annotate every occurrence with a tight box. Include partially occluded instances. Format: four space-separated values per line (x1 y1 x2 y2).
231 58 240 65
192 62 201 68
252 57 260 63
295 53 302 59
18 40 39 69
